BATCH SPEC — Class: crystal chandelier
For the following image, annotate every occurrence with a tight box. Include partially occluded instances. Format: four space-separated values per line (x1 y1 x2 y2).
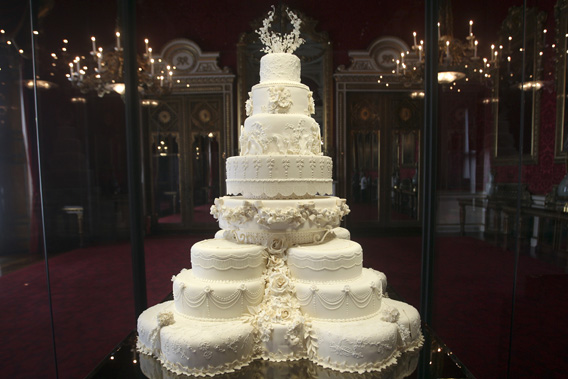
381 1 496 87
389 20 494 87
66 33 174 97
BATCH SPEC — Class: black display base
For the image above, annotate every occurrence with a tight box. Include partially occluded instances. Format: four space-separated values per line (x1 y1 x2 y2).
87 323 472 379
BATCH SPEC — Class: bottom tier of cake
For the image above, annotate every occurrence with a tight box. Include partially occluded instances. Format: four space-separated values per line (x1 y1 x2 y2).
137 298 423 377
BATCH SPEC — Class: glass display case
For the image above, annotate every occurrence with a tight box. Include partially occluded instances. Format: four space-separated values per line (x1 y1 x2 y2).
1 1 566 378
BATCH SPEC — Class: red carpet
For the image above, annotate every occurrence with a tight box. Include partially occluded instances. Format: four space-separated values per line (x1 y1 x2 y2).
358 235 567 379
1 234 566 378
0 234 204 379
193 203 216 223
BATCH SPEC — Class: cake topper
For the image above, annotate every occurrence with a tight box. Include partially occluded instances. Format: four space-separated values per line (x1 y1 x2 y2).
256 5 305 54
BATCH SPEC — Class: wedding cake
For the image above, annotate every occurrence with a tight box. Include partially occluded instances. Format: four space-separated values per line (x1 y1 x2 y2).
137 7 422 377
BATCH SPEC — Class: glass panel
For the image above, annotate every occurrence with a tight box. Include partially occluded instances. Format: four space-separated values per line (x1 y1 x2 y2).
42 3 139 375
507 1 568 376
0 4 57 377
434 1 518 376
0 1 146 377
10 2 568 378
433 0 568 377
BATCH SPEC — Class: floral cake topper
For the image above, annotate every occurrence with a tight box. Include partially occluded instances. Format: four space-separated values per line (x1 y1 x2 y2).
256 5 305 54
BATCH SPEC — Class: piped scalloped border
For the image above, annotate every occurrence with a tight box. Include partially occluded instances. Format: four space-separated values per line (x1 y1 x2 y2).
310 349 402 375
138 344 257 378
226 180 332 199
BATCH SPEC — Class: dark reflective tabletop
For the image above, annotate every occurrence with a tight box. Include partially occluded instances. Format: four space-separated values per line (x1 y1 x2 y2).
87 323 472 379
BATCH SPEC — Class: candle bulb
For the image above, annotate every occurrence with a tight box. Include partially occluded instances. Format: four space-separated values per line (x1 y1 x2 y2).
437 22 441 40
116 32 121 50
465 108 469 154
148 47 153 62
474 40 478 58
401 52 405 65
446 40 450 58
418 44 423 61
491 44 495 62
150 58 155 75
413 32 417 49
75 56 80 72
145 39 149 55
396 59 400 75
69 62 74 77
91 36 96 54
469 20 473 36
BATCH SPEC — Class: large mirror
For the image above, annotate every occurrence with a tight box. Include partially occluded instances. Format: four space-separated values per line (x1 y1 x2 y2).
350 130 379 212
335 37 422 230
144 39 234 231
151 132 181 224
391 130 419 221
191 132 220 224
556 0 568 161
494 6 546 165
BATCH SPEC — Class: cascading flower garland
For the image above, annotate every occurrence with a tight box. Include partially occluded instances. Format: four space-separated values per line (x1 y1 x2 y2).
244 252 318 359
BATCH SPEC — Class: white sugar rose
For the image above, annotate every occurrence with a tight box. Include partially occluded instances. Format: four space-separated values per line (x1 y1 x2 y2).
267 236 288 256
157 311 175 327
287 334 300 346
379 304 400 323
210 204 221 219
269 273 290 296
280 308 291 320
274 307 292 321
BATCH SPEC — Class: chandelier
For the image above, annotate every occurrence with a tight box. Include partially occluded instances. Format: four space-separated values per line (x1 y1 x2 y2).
380 1 496 88
67 33 174 97
388 20 495 87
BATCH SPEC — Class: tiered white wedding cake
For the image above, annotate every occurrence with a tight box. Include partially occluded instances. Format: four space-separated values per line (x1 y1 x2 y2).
137 7 422 377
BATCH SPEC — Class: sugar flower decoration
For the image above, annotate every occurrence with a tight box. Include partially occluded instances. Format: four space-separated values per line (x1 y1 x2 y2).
257 5 305 54
157 311 175 327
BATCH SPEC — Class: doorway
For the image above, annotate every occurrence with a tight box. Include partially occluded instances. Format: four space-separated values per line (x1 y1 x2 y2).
344 92 422 229
145 95 225 231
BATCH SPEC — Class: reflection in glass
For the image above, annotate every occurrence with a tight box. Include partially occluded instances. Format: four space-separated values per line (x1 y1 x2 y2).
391 130 419 221
350 130 379 220
192 133 219 223
152 133 180 224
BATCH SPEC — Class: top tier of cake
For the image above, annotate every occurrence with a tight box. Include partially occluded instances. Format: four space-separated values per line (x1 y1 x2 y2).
259 53 301 83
